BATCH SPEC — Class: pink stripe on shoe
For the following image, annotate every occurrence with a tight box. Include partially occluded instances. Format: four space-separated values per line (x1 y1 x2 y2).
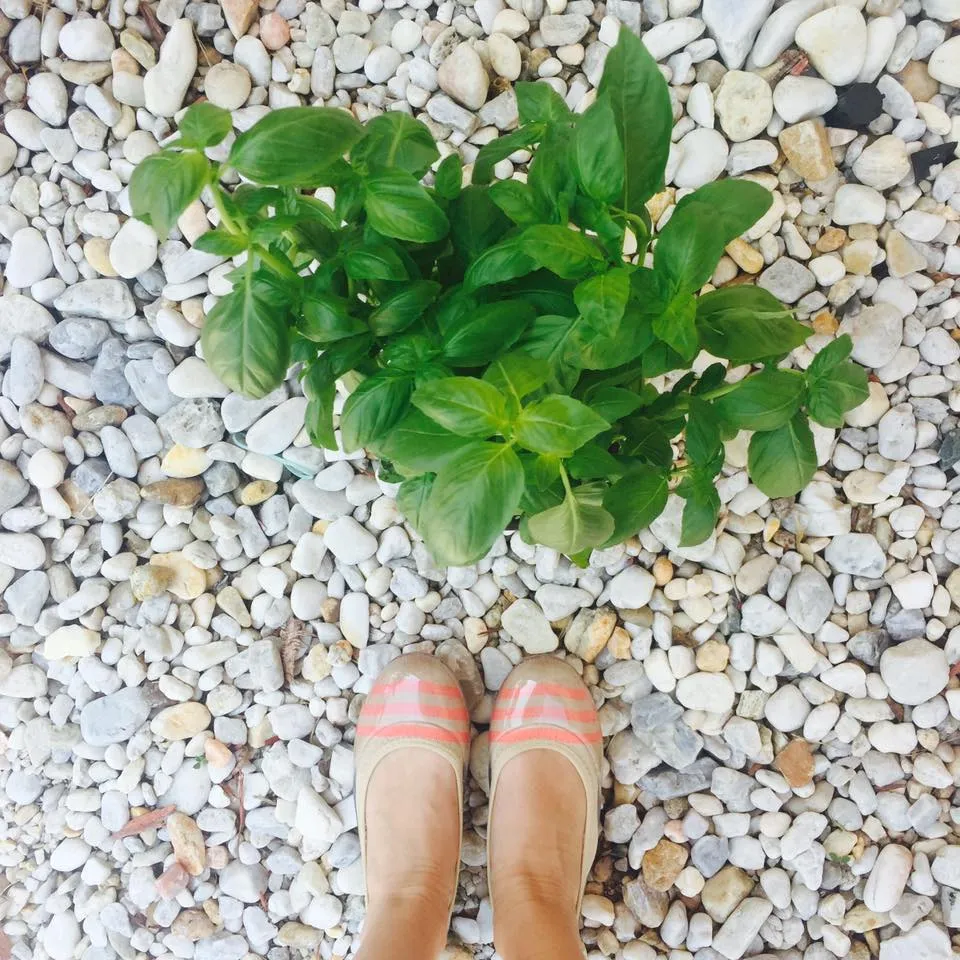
365 701 470 721
497 682 592 702
357 721 470 744
490 725 602 745
374 678 465 699
491 705 597 724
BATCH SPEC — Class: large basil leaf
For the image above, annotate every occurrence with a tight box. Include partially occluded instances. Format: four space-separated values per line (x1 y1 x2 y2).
527 125 577 224
364 172 450 243
573 96 624 204
464 234 538 290
300 293 366 343
523 225 604 280
228 107 364 185
201 267 291 398
597 28 672 215
129 149 209 241
369 281 441 336
449 186 511 261
574 267 632 337
351 112 439 178
602 465 669 546
489 179 551 226
412 377 508 436
378 410 470 472
434 154 463 200
696 286 810 363
520 314 581 391
678 469 721 546
583 385 647 422
527 489 615 555
194 228 248 256
344 242 408 280
714 369 806 431
340 370 414 451
652 294 698 360
748 412 817 499
442 300 535 365
685 397 722 467
422 442 525 565
656 181 773 295
178 102 232 149
396 474 435 533
483 353 549 415
303 365 337 450
514 395 608 456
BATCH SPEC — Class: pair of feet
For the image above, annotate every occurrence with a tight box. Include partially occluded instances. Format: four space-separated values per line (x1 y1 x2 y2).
354 654 602 960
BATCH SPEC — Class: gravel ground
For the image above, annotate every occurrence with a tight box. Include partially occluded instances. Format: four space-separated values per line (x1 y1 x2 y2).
2 0 960 958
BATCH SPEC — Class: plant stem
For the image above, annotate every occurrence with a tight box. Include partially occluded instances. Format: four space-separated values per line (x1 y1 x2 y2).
211 182 240 235
254 245 300 282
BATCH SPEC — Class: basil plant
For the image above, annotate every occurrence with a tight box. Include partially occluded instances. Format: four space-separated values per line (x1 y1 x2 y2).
130 29 868 566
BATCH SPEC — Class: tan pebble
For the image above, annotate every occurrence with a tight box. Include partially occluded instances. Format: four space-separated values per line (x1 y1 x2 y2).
701 865 754 922
695 639 730 672
240 480 277 506
130 563 172 600
843 239 879 276
204 737 234 768
206 846 230 870
171 909 216 941
613 782 638 806
140 478 205 507
816 227 846 252
216 585 252 627
278 923 322 949
203 898 223 924
119 28 156 68
167 812 206 876
222 0 258 38
111 47 140 74
150 702 212 740
812 310 838 335
725 237 764 274
885 229 927 278
579 608 618 663
642 838 689 892
161 444 212 479
312 519 330 534
84 237 118 277
653 556 673 586
149 552 205 599
320 597 340 623
774 738 814 788
899 60 939 102
72 405 128 430
664 819 686 842
646 188 675 224
607 626 631 660
778 119 836 182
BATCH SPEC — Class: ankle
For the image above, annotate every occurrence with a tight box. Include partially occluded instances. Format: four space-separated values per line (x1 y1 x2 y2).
493 879 582 958
360 886 452 960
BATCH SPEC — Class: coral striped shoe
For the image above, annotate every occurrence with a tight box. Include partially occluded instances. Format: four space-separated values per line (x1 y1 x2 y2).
487 656 603 915
355 654 471 914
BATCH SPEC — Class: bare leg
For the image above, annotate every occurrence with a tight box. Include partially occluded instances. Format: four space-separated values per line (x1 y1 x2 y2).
355 749 461 960
489 749 587 960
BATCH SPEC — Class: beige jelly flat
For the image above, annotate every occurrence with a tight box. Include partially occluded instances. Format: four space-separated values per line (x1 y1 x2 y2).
487 655 603 915
355 653 471 912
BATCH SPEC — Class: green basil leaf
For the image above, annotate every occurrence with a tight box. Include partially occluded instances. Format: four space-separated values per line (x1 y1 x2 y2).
314 334 374 380
656 180 773 295
302 368 337 450
714 369 806 432
434 153 463 200
807 333 853 377
527 125 577 224
516 81 571 124
201 267 290 398
232 185 284 215
422 442 525 565
193 228 248 256
352 112 439 178
574 267 632 337
568 444 625 480
520 314 582 392
473 122 547 185
806 339 869 428
489 178 550 226
572 195 627 262
344 242 408 280
378 410 470 472
573 96 625 204
178 102 233 149
300 293 366 343
678 470 721 546
685 397 722 467
652 294 699 360
602 465 669 545
621 416 674 468
527 490 615 555
748 412 818 499
396 473 435 533
228 107 364 185
696 286 810 364
598 28 672 215
364 171 449 243
129 149 209 241
514 395 609 456
369 280 441 336
448 186 511 261
340 371 414 452
483 352 550 413
583 385 646 422
412 377 508 436
442 299 536 365
523 224 604 280
464 234 538 290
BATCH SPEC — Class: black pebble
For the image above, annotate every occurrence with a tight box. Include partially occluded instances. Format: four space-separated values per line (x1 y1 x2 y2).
825 83 884 129
911 142 959 182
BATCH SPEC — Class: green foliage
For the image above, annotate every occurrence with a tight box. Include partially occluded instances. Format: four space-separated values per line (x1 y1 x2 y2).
129 31 868 566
